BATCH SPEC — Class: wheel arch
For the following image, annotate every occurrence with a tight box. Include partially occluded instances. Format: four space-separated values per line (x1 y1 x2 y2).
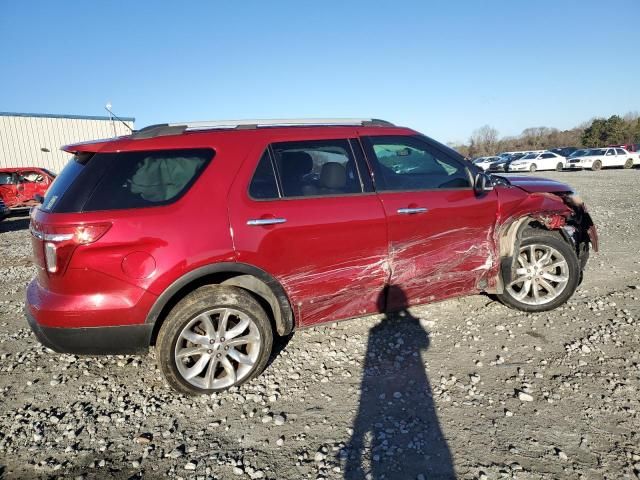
146 263 295 344
494 214 574 293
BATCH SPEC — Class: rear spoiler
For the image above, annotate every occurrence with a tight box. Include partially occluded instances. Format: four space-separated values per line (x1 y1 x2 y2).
61 136 128 154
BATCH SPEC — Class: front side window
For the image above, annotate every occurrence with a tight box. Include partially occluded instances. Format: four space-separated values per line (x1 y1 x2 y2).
270 139 363 198
364 136 470 191
541 153 554 159
616 148 626 155
20 171 44 182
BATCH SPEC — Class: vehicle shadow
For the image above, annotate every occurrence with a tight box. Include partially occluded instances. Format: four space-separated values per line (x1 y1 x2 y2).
341 285 455 479
0 216 30 233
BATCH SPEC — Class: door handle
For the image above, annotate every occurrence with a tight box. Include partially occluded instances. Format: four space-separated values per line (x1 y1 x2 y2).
397 207 428 215
246 218 287 226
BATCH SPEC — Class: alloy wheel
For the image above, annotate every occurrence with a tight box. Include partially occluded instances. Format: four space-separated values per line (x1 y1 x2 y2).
506 244 569 306
174 308 261 390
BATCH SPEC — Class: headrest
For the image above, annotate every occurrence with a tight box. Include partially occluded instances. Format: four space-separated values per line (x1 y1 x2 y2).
280 151 313 176
320 162 346 189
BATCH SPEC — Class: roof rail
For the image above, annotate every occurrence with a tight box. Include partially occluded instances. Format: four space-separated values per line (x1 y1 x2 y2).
131 118 394 139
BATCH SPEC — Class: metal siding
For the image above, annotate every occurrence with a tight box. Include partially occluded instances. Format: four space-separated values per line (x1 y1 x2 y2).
0 114 135 173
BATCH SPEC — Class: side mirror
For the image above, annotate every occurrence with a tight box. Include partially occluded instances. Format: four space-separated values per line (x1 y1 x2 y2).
34 194 44 204
474 172 494 193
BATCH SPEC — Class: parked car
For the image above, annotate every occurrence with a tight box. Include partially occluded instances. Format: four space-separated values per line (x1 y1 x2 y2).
472 156 502 170
566 147 639 170
507 151 567 172
609 143 638 152
487 157 511 172
0 197 9 222
25 118 598 394
550 147 579 158
0 167 56 209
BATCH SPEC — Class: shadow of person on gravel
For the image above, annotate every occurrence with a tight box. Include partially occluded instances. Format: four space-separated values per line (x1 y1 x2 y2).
342 285 455 479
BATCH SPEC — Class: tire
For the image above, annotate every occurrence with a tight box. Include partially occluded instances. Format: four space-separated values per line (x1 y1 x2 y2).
529 164 537 172
624 158 633 169
497 229 580 313
156 285 273 395
556 162 564 172
591 160 602 171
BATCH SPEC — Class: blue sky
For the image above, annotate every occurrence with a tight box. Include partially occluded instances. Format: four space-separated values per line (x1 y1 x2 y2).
1 0 638 144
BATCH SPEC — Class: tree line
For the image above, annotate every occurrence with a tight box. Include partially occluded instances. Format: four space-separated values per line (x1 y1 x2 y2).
451 112 640 158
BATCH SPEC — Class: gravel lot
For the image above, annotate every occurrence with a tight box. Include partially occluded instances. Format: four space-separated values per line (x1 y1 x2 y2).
0 169 639 480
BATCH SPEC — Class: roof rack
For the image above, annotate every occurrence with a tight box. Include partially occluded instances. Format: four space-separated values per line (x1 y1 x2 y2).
131 118 394 139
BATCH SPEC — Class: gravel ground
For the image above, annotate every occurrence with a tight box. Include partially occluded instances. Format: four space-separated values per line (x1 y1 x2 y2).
0 169 639 480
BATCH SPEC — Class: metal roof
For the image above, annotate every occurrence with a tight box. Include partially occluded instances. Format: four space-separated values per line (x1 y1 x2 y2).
0 111 135 122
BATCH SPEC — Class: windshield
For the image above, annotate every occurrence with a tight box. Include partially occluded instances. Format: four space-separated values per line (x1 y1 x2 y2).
521 153 537 160
586 149 605 156
569 149 588 158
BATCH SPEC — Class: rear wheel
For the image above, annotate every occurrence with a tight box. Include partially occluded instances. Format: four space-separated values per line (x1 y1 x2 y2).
529 164 537 172
624 158 633 169
156 285 273 395
497 229 580 312
556 162 564 171
591 160 602 171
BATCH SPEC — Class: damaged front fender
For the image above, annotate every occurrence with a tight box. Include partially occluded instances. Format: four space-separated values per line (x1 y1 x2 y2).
492 188 598 293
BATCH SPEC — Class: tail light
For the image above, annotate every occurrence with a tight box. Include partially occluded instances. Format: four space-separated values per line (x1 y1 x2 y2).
31 222 111 274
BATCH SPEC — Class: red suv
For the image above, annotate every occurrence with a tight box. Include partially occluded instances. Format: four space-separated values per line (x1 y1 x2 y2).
25 119 598 395
0 167 56 209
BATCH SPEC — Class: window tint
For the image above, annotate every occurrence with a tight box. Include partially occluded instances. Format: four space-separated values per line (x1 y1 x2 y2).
616 148 625 155
364 136 471 191
44 149 212 213
541 153 554 158
249 150 279 199
270 139 362 198
42 158 88 211
0 173 15 185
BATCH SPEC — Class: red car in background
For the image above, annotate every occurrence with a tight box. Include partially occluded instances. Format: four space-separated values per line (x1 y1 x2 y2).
0 167 56 209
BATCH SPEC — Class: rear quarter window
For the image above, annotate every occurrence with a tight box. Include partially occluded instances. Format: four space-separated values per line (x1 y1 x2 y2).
43 148 213 213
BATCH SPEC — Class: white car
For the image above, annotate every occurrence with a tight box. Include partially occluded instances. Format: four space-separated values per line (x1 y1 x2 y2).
508 151 567 172
472 156 502 171
566 147 640 170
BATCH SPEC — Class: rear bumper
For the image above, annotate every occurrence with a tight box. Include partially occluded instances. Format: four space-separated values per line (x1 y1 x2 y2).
25 276 157 354
25 307 152 354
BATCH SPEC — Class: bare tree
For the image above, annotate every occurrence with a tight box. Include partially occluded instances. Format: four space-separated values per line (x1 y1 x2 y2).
469 125 499 156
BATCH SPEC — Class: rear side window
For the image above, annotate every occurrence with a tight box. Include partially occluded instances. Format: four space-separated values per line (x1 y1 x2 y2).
0 173 16 185
271 139 363 198
249 150 280 199
43 149 212 213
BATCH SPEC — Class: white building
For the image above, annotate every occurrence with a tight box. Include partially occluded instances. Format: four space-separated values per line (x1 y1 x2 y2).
0 112 135 173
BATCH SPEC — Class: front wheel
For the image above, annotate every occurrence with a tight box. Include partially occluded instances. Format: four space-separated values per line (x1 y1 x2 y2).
556 162 564 171
156 285 273 395
624 158 633 169
529 164 537 172
591 160 602 171
497 229 580 312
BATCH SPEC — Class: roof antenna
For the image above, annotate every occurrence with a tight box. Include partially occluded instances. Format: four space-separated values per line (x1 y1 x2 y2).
104 102 133 135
